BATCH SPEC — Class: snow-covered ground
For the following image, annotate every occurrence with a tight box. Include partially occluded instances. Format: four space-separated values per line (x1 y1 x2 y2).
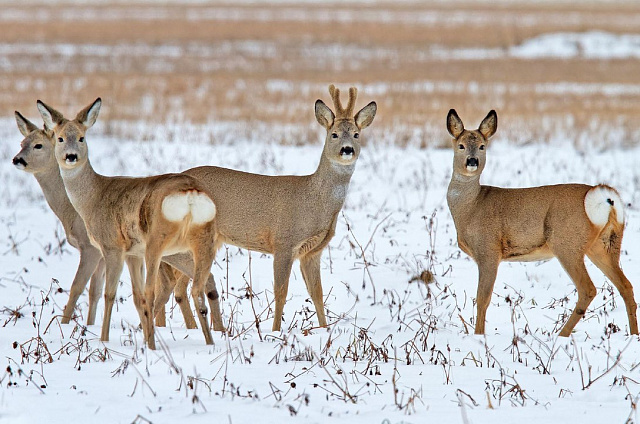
1 124 640 423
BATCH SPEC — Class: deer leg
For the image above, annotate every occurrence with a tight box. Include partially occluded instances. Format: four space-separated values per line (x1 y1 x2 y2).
153 263 175 328
474 255 500 335
162 252 224 331
143 252 163 350
100 250 125 343
125 257 149 341
155 306 167 328
272 251 294 332
86 258 106 326
174 271 198 329
587 247 638 335
190 246 215 345
151 263 199 329
61 245 102 324
555 253 597 337
300 252 327 328
204 273 225 332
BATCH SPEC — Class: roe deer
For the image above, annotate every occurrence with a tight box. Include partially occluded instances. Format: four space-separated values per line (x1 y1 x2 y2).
12 112 198 330
446 109 638 336
183 85 377 331
37 98 223 349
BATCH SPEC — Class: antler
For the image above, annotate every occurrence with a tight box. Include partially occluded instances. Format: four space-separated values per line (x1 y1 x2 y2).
328 84 358 118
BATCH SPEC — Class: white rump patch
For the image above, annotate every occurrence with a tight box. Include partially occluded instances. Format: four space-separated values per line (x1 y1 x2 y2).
584 186 624 227
162 190 216 225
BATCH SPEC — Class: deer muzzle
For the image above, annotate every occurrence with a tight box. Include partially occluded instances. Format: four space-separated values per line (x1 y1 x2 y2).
340 146 355 157
65 153 78 164
12 156 27 169
466 157 479 171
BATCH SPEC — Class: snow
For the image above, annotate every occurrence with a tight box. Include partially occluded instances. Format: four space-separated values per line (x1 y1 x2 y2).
511 31 640 60
1 127 640 423
4 31 640 79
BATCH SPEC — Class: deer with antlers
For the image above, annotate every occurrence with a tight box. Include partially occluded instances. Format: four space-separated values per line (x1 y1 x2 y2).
446 109 638 336
11 112 198 329
36 98 224 349
183 85 377 331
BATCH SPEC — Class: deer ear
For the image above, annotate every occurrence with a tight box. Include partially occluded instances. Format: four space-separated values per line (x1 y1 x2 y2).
354 101 377 130
478 110 497 139
76 98 101 128
37 100 64 131
15 111 38 137
447 109 464 138
315 100 335 129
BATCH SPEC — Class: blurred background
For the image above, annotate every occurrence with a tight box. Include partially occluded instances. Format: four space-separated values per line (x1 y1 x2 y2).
1 0 640 148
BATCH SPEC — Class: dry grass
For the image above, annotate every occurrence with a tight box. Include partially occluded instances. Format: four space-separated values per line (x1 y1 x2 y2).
2 1 640 146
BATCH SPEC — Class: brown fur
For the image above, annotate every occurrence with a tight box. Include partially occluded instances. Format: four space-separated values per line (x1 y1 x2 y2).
446 109 638 336
37 98 224 349
183 85 377 331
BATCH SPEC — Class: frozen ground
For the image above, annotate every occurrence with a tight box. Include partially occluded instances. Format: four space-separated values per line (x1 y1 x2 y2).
1 124 640 423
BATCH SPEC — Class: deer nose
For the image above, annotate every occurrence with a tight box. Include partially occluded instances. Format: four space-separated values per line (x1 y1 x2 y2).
466 157 478 167
340 146 355 156
65 153 78 163
12 156 26 167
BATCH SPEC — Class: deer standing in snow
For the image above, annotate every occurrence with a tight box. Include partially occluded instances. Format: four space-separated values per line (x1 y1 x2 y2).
13 111 196 328
446 109 638 336
12 112 197 329
37 98 224 349
183 85 377 331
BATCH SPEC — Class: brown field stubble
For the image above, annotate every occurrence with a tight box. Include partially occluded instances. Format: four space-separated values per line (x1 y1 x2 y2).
2 1 640 147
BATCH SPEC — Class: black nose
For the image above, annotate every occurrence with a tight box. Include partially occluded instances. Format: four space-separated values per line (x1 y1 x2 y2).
12 157 26 166
65 153 78 162
340 146 355 156
466 157 479 167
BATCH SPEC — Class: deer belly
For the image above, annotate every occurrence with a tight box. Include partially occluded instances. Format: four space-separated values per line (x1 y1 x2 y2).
160 244 191 257
502 243 554 262
222 230 274 254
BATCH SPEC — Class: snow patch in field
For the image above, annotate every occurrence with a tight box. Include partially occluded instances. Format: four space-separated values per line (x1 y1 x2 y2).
511 31 640 59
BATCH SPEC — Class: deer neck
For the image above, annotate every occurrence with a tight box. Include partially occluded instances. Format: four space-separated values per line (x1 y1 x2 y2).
58 159 102 219
33 164 79 227
310 153 355 210
447 170 482 221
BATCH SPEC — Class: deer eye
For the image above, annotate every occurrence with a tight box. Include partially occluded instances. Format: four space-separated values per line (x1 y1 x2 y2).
34 144 43 149
79 137 84 143
354 133 359 139
479 145 485 150
458 144 465 150
332 133 338 139
58 137 64 143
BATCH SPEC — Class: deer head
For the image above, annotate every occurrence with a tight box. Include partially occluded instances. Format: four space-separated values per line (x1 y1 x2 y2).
37 98 102 171
12 111 56 174
315 85 377 167
447 109 497 177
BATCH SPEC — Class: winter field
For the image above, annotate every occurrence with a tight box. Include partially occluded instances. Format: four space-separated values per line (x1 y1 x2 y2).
2 1 640 423
2 123 640 424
